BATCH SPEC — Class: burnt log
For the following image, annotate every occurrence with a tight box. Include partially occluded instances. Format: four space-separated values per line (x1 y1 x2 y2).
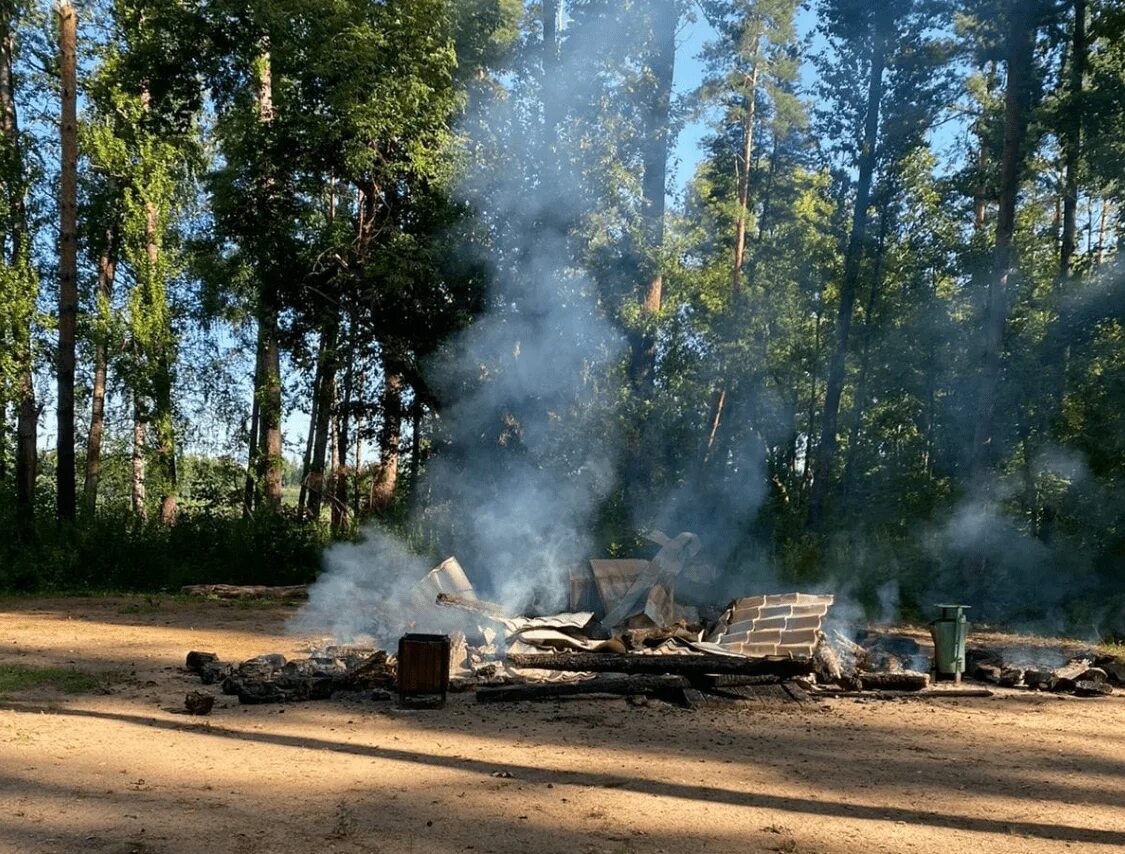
857 671 929 692
505 651 813 678
812 636 844 684
1096 657 1125 685
344 651 396 690
477 675 690 703
972 663 1003 684
1024 667 1054 690
180 584 308 600
185 651 218 673
199 661 231 685
1074 680 1113 697
184 691 214 715
999 667 1024 687
966 647 1003 669
1051 661 1105 693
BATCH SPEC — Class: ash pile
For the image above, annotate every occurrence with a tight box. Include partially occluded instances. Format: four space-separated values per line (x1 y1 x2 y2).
181 530 1116 711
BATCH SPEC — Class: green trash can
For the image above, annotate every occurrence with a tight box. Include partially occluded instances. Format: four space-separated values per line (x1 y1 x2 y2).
930 604 970 683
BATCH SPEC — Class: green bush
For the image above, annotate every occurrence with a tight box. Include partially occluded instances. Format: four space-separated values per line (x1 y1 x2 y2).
0 494 329 592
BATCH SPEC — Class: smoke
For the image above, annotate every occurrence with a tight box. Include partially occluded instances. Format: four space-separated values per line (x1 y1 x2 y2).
295 7 630 639
288 530 432 645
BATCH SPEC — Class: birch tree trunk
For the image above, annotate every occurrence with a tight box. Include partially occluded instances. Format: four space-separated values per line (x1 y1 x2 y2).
132 398 147 520
55 0 78 522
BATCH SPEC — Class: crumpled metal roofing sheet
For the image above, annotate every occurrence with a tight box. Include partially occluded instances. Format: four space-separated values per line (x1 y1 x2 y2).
706 593 834 657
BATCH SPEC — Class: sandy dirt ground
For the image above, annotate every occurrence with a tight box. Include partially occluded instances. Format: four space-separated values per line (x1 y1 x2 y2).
0 597 1123 854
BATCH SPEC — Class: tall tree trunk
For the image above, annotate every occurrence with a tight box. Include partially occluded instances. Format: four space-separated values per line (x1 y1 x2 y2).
731 38 761 298
297 355 321 517
131 397 147 520
371 365 403 515
142 195 179 525
328 388 340 527
703 30 763 466
807 19 889 529
55 0 78 523
243 338 263 516
256 301 283 509
542 0 561 142
83 222 118 513
306 323 337 520
841 211 889 501
408 395 423 505
1059 0 1085 283
629 0 676 391
802 294 825 496
253 43 283 511
1 9 37 519
352 370 365 519
1094 200 1108 266
332 322 355 533
969 3 1037 485
1048 0 1087 430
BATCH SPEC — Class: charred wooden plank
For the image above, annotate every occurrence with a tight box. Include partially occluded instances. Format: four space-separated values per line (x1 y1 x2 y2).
815 688 993 699
476 675 690 703
857 671 930 692
505 651 813 677
690 673 781 689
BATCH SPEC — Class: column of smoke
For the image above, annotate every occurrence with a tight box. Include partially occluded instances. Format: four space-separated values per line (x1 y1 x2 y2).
292 9 625 645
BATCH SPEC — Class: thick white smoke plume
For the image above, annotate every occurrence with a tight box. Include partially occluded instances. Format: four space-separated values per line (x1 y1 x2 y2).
294 9 630 641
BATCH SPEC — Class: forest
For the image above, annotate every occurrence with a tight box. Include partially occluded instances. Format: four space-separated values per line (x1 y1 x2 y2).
0 0 1121 634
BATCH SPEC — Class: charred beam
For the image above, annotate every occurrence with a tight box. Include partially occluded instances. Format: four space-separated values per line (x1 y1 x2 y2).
505 652 812 677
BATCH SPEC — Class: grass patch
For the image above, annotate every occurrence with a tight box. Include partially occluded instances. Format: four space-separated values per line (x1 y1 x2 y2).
0 664 104 697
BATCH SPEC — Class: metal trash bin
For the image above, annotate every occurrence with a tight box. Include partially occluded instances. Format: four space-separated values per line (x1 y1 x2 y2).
397 633 450 706
930 604 970 683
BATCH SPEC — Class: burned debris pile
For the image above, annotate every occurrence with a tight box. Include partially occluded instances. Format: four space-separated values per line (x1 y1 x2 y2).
966 647 1121 697
181 531 1118 712
185 646 395 705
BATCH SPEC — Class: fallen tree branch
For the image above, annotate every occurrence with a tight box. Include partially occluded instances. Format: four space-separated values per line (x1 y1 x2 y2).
505 651 812 678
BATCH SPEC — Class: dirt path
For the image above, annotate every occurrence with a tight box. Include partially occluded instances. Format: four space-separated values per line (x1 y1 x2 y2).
1 597 1123 854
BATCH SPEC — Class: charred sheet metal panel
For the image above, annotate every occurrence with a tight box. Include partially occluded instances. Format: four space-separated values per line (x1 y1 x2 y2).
409 556 477 614
707 593 834 657
587 559 650 616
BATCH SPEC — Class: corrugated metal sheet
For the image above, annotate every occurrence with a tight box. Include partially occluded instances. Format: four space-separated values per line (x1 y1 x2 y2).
408 556 477 613
587 559 650 615
706 593 834 657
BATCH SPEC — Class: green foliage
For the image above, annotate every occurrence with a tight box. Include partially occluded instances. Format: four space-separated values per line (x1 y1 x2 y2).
0 490 329 592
